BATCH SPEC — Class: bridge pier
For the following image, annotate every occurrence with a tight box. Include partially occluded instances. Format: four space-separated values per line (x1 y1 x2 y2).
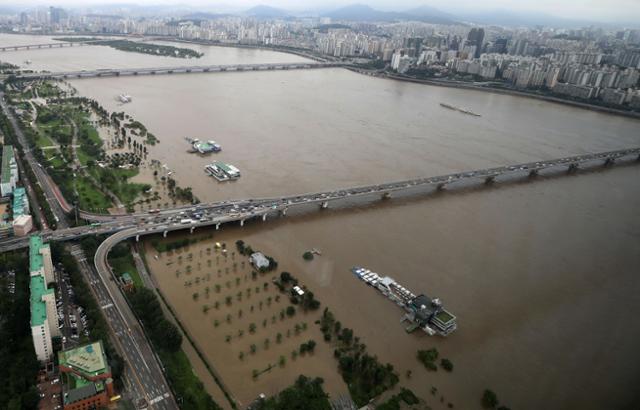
215 223 220 230
163 230 168 238
568 163 579 173
240 219 245 227
135 235 139 242
280 208 288 217
321 201 329 209
485 175 495 185
529 169 539 178
436 183 446 191
190 226 195 234
262 213 267 221
381 193 391 200
604 158 615 167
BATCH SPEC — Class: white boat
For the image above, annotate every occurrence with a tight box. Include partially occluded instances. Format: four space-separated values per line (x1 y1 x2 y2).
118 94 132 103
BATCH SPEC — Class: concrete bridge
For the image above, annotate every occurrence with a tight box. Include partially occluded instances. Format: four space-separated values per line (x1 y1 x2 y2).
12 62 346 80
0 40 110 52
1 146 638 253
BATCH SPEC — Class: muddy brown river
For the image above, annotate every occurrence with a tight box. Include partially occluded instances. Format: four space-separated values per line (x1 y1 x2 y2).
3 34 640 409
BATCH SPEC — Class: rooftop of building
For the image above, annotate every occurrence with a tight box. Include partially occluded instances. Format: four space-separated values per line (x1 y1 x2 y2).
250 252 270 267
1 145 15 184
58 341 110 379
63 379 103 405
434 310 456 324
12 187 28 216
29 235 47 273
30 273 53 327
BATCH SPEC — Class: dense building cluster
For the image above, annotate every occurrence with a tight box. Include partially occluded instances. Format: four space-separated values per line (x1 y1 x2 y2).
2 7 639 109
387 27 640 108
1 144 33 238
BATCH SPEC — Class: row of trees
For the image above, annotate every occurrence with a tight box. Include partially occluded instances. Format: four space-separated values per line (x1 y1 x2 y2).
417 348 454 372
235 240 278 272
0 250 40 410
375 388 420 410
255 375 331 410
128 287 183 353
318 308 399 406
277 272 321 311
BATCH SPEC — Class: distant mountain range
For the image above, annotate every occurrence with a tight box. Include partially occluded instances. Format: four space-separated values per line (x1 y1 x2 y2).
243 5 289 18
5 2 634 29
321 4 456 24
236 3 637 28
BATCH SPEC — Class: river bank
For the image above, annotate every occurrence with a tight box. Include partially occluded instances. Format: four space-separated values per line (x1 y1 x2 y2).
382 73 640 120
141 37 640 120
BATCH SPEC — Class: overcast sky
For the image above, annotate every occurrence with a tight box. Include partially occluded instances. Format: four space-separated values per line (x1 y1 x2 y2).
10 0 640 23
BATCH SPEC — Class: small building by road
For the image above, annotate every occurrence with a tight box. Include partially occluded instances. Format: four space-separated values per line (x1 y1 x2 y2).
250 252 270 270
13 214 33 236
119 272 135 292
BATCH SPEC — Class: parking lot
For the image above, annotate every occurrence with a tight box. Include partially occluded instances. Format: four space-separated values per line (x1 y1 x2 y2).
55 263 90 349
36 377 62 410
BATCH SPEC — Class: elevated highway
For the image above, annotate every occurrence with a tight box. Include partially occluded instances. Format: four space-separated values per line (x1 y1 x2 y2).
12 62 346 80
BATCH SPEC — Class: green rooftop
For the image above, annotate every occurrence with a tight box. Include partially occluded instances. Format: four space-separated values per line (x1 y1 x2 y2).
435 310 455 324
29 235 47 273
59 341 110 379
1 145 15 184
30 274 54 327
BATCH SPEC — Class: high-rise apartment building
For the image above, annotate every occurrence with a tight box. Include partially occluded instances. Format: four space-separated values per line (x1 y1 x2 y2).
30 236 58 363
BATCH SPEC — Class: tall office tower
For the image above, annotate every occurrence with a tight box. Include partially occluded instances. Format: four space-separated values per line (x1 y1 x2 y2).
467 28 485 58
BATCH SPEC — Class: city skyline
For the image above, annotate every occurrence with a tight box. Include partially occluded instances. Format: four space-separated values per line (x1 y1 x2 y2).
2 1 640 26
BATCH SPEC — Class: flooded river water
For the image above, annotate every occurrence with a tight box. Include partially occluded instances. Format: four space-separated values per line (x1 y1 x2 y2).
3 34 640 409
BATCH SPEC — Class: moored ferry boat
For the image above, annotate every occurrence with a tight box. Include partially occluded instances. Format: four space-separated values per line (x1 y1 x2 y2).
351 266 457 336
204 161 241 182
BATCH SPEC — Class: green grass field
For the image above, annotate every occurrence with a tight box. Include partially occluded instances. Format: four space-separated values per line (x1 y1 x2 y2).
109 253 144 288
74 177 112 211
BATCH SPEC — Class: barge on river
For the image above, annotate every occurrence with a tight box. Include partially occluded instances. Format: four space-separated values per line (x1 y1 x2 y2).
440 102 481 117
205 161 240 182
351 266 457 336
186 137 221 154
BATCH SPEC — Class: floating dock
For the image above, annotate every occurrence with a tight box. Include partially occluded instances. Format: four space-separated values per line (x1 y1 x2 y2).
204 161 240 182
186 137 221 154
351 266 457 336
